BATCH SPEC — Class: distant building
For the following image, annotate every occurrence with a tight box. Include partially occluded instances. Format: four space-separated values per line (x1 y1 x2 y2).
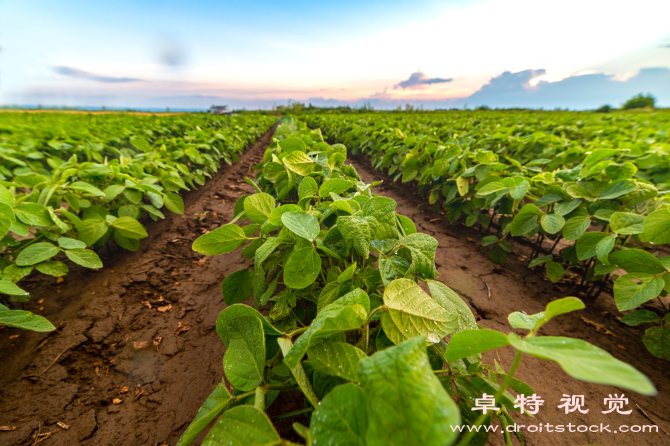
209 105 232 115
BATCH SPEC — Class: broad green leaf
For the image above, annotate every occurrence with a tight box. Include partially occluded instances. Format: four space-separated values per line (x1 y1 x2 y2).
217 310 265 391
163 192 185 214
381 278 457 345
528 254 552 268
511 212 539 237
426 280 477 333
193 224 248 255
221 269 253 305
0 185 15 206
508 334 656 396
517 297 585 333
35 261 69 277
575 232 609 260
284 247 321 289
445 329 510 361
337 216 374 259
456 176 469 196
643 208 670 244
595 235 615 265
176 383 232 446
362 197 396 223
600 180 636 200
58 237 86 249
319 179 353 197
14 203 54 227
509 180 530 200
308 341 367 382
0 308 55 332
111 216 147 239
0 280 30 297
283 303 367 368
545 261 564 282
609 249 667 274
610 212 645 235
281 211 320 241
201 406 280 446
562 216 591 242
279 136 307 153
216 304 283 343
476 181 508 196
540 214 565 234
69 182 105 197
244 193 276 224
298 176 318 199
268 204 301 226
77 218 108 246
642 326 670 360
103 184 125 202
65 248 103 268
15 242 60 266
254 237 282 269
283 150 315 176
397 214 416 235
508 312 545 331
359 335 461 446
310 383 367 446
621 309 659 326
130 136 151 151
613 273 665 311
337 262 356 283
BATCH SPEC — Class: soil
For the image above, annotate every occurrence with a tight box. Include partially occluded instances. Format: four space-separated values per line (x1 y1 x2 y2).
0 129 668 446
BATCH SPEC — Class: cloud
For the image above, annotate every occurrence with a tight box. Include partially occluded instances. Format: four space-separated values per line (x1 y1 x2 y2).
52 66 142 83
394 71 452 89
465 67 670 109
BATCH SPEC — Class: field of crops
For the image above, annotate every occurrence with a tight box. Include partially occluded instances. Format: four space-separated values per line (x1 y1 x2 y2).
0 110 669 446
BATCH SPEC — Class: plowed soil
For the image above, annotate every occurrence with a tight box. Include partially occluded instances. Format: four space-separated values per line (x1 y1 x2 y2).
0 128 668 446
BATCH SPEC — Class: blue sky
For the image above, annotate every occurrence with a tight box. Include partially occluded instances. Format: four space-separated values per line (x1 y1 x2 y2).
1 0 669 109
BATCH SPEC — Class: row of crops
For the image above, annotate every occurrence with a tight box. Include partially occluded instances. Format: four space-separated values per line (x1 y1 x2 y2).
0 112 275 331
177 117 655 446
304 111 670 360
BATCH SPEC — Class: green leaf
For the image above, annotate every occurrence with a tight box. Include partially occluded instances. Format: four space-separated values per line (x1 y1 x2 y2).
540 214 565 234
359 335 461 446
643 208 670 244
397 214 416 235
508 312 545 331
595 235 616 265
217 308 266 391
319 179 353 197
510 211 539 237
308 341 367 382
201 406 280 446
221 269 253 305
456 176 469 196
283 302 367 368
481 235 498 247
0 308 55 332
14 203 53 227
68 182 105 197
310 383 367 446
281 211 320 242
426 280 477 333
575 232 609 260
193 224 248 255
163 192 185 214
298 176 318 199
642 325 670 360
610 212 645 235
130 136 151 151
15 242 60 266
445 329 510 361
0 280 30 297
58 237 86 249
268 204 301 226
279 136 307 153
508 334 656 396
381 278 457 345
621 309 659 326
337 262 356 283
600 180 636 200
103 184 126 202
562 216 591 242
65 249 103 268
216 305 283 343
476 181 508 196
609 249 667 274
284 247 321 289
243 193 276 225
545 262 564 282
362 197 396 223
111 216 148 239
509 180 530 200
283 150 315 176
528 254 552 268
337 216 374 259
613 273 665 311
35 261 69 277
176 383 232 446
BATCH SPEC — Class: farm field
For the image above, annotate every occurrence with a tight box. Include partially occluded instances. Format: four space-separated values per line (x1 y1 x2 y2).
0 111 669 446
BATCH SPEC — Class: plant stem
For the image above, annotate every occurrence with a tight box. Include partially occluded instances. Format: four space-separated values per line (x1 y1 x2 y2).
457 350 523 446
286 326 309 338
270 407 314 421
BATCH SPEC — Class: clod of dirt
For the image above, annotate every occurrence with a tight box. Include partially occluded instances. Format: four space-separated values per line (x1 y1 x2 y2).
76 409 97 441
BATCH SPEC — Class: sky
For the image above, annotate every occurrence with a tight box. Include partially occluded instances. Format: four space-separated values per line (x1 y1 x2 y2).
1 0 669 110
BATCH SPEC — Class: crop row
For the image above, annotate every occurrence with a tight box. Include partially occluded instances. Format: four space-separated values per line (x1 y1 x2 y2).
179 117 655 446
304 111 670 360
0 112 275 331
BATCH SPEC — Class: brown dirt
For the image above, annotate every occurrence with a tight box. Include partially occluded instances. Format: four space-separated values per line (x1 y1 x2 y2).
0 130 668 446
